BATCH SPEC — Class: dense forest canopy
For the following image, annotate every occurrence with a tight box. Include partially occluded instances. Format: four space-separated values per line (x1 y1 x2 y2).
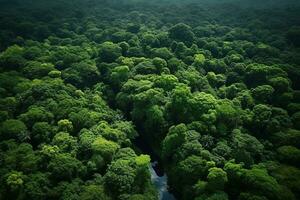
0 0 300 200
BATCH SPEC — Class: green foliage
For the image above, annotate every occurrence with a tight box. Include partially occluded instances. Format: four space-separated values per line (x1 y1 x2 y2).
52 132 78 155
0 119 28 141
22 61 55 79
104 159 136 196
207 167 228 191
5 171 24 190
0 45 26 69
47 153 84 181
91 137 120 161
277 146 300 167
251 85 274 103
98 42 122 63
32 122 53 145
286 27 300 47
162 124 187 160
58 119 73 133
0 1 299 200
169 23 195 45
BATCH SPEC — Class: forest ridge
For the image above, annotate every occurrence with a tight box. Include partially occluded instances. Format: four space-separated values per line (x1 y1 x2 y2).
0 0 300 200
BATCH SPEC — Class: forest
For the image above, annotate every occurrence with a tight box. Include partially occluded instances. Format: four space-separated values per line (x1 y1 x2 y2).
0 0 300 199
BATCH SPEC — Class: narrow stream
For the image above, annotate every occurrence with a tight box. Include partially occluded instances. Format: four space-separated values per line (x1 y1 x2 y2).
149 161 176 200
133 135 176 199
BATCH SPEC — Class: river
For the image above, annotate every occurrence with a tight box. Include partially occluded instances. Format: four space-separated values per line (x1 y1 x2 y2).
149 161 176 200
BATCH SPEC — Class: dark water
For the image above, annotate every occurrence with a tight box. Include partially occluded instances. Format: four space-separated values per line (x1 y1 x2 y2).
149 161 176 200
134 135 176 199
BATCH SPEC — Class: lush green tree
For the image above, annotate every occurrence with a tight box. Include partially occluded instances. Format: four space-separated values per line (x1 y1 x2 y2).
277 146 300 167
231 129 264 166
0 45 26 69
98 42 122 63
104 159 136 196
207 167 228 191
251 85 274 103
18 106 54 128
47 153 84 181
169 23 195 45
170 155 215 197
79 185 111 200
58 119 73 133
62 61 100 87
0 119 28 141
91 137 120 161
251 104 272 133
162 124 187 160
23 172 51 200
32 122 54 145
22 61 55 79
52 132 78 155
110 65 130 90
2 142 40 173
166 84 192 123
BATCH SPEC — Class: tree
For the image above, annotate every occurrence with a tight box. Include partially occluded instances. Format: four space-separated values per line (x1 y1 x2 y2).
0 45 26 69
112 121 138 140
151 47 174 60
153 74 178 91
216 99 240 133
167 84 192 123
104 159 136 196
22 61 55 79
188 92 217 122
241 167 294 200
47 153 84 181
90 121 128 145
2 142 40 173
277 146 300 167
91 137 120 161
252 104 272 133
24 172 51 200
98 42 122 63
110 65 130 90
52 132 78 155
79 185 111 200
127 23 140 33
207 167 228 191
58 119 73 133
162 124 187 160
5 171 25 191
170 155 215 197
204 59 227 74
193 54 206 67
271 129 300 148
176 67 209 91
0 119 29 141
18 106 54 128
286 27 300 47
251 85 274 103
152 57 167 71
231 129 264 166
268 77 290 93
62 61 100 87
133 61 157 75
134 154 151 192
169 23 195 45
207 72 226 88
32 122 53 145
